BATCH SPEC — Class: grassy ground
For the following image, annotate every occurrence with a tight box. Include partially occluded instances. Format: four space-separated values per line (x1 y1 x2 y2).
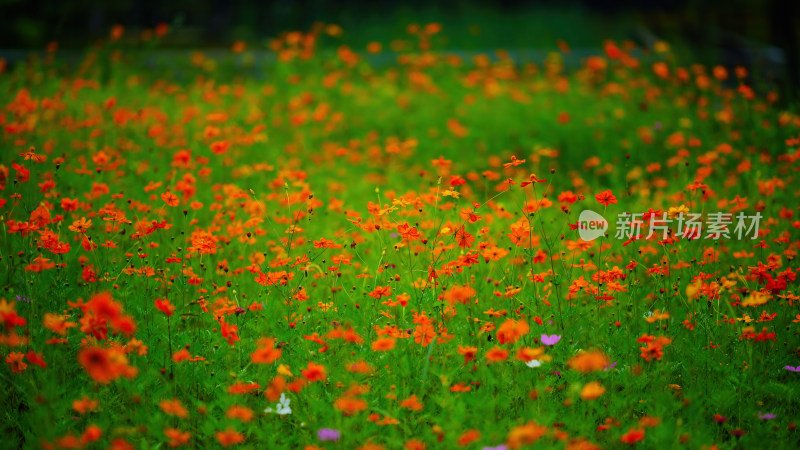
2 22 800 449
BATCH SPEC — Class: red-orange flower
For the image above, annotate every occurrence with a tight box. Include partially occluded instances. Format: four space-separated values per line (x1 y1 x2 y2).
302 362 327 382
159 398 189 418
161 191 179 207
5 352 27 373
371 336 396 351
334 395 368 415
164 428 191 447
155 298 175 316
413 323 435 346
78 346 137 384
620 428 645 445
215 428 244 447
567 350 609 373
496 319 529 345
640 342 663 362
251 338 282 364
399 394 424 411
595 190 617 207
457 345 477 364
225 405 254 423
486 346 509 363
457 430 481 446
507 421 549 449
73 396 99 414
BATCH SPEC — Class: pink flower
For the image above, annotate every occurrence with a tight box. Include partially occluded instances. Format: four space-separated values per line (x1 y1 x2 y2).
540 335 561 346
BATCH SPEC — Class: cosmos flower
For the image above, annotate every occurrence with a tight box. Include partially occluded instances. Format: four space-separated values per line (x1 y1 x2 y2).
540 335 561 346
265 393 292 415
595 190 618 207
620 428 645 445
317 428 341 442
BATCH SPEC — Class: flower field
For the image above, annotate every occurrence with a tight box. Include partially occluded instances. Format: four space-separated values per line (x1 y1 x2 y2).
2 23 800 449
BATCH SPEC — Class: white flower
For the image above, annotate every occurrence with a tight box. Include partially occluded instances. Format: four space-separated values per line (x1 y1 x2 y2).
265 393 292 415
525 359 542 368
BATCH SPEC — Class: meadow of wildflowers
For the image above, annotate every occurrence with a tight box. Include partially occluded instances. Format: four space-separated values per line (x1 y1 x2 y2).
2 22 800 449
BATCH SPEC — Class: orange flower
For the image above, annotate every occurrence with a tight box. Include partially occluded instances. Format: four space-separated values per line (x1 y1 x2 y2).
567 350 609 373
333 356 364 373
457 345 477 364
265 375 286 402
161 191 179 207
580 381 606 400
457 430 481 446
640 342 663 362
81 424 102 444
78 346 137 384
110 24 124 40
55 434 82 448
227 382 261 395
652 61 669 79
413 323 435 346
405 439 427 450
443 285 476 305
108 438 134 450
85 291 122 320
164 428 191 447
516 346 547 363
371 336 396 351
155 23 169 37
638 416 661 428
507 421 549 449
68 217 92 233
565 438 602 450
357 442 385 450
231 41 247 53
399 394 424 411
220 321 240 346
44 313 78 336
22 350 44 368
215 428 244 447
210 140 230 155
1 298 26 328
73 396 99 414
251 338 282 364
225 405 254 423
334 395 368 415
620 428 645 445
155 298 175 316
485 346 509 363
397 222 421 242
595 190 617 207
172 348 191 363
496 319 529 345
5 352 27 373
159 398 189 418
301 362 327 382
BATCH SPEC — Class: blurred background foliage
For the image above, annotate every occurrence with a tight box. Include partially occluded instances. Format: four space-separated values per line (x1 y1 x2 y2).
1 0 798 94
